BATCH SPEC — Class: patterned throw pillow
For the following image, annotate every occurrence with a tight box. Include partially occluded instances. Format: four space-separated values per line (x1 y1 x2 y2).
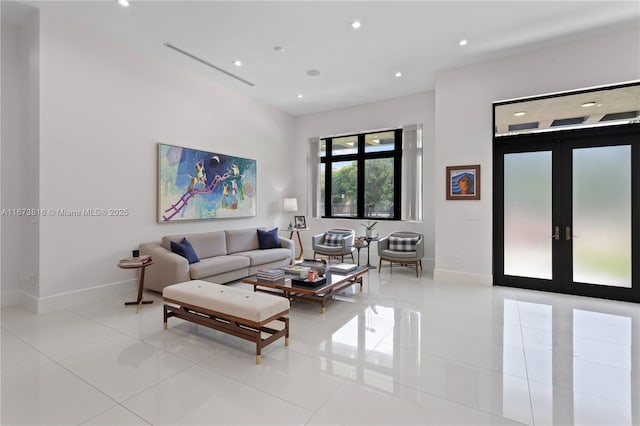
323 232 343 246
388 236 419 251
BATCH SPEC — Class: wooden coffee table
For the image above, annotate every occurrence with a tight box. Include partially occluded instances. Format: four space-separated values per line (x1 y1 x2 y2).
243 266 368 313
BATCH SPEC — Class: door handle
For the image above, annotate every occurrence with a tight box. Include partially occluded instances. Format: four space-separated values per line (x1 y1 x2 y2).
566 226 571 241
551 226 560 240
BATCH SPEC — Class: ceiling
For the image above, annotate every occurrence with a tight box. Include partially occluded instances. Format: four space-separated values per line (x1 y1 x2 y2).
4 1 640 116
494 84 640 135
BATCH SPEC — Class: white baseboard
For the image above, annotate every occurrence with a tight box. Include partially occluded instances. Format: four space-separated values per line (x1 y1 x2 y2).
10 279 138 314
19 291 39 312
433 268 492 286
1 289 20 307
1 290 39 312
422 258 435 271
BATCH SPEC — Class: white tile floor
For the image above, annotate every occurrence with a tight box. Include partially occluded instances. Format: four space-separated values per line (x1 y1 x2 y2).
2 269 639 425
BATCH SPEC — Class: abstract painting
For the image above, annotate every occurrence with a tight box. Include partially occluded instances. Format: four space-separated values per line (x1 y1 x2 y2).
158 143 257 222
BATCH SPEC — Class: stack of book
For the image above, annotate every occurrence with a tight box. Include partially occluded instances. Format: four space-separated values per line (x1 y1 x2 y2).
328 263 358 274
118 255 152 267
257 269 285 283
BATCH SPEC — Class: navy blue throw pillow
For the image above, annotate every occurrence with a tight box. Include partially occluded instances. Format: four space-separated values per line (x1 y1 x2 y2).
170 238 200 264
257 228 281 249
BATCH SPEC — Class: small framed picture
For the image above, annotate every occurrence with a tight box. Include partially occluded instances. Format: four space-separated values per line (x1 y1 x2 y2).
294 215 307 229
446 165 480 200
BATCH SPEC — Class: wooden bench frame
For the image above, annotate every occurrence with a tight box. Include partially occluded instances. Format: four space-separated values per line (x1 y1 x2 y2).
163 297 289 364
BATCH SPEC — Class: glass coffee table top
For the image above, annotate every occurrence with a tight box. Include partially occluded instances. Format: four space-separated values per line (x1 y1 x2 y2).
243 264 369 313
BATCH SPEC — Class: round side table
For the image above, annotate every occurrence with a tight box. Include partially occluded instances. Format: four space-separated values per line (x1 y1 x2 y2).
364 236 379 269
351 244 366 266
283 227 310 261
118 260 154 312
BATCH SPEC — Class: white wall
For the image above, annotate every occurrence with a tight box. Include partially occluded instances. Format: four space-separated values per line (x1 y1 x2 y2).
32 12 295 311
1 10 40 307
1 23 22 306
294 92 435 266
434 26 640 284
5 10 638 311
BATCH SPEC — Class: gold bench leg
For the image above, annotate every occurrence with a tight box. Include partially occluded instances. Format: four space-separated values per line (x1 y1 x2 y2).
256 355 262 365
163 322 167 331
285 337 290 346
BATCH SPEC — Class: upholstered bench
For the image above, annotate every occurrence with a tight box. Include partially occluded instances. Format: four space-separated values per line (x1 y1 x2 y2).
162 280 290 364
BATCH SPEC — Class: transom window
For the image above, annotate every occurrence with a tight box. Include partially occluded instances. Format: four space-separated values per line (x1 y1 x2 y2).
320 129 401 220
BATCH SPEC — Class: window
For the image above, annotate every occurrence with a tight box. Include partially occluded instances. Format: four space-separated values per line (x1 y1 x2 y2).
320 129 401 220
494 82 640 137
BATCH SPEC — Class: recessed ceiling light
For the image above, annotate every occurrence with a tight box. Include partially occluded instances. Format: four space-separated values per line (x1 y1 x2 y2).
117 0 129 6
581 101 597 107
351 21 361 29
395 72 403 78
307 69 321 77
459 39 468 46
233 60 242 67
297 94 303 99
273 46 285 52
514 111 526 117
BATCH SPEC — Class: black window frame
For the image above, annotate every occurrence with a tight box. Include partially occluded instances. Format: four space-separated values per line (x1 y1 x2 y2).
321 128 402 220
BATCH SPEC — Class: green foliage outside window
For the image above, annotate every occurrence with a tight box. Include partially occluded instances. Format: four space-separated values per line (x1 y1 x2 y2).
365 158 394 217
331 162 357 204
321 129 400 220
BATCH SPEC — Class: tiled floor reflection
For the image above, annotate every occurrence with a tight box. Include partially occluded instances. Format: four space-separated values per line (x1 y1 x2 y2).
2 270 639 425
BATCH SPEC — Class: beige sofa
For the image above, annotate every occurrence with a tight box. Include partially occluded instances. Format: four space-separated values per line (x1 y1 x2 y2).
139 228 294 293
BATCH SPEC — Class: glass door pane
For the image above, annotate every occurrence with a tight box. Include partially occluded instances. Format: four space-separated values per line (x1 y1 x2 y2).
572 145 632 287
504 151 553 279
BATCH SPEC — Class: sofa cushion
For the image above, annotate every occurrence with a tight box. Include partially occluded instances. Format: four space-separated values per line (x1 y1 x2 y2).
380 249 419 260
388 235 420 251
313 244 347 254
170 238 200 264
236 248 291 266
189 255 250 280
257 228 281 249
323 232 343 246
226 228 260 254
163 231 227 259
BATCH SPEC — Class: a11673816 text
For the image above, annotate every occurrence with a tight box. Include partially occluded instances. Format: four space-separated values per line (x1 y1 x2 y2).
1 208 130 217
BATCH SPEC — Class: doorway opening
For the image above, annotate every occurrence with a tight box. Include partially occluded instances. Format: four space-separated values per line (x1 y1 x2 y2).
493 82 640 302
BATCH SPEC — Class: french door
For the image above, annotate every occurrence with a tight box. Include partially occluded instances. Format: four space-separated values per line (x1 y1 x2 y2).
494 125 640 302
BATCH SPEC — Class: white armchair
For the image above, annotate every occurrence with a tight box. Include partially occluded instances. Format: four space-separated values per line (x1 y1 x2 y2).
377 231 424 277
311 228 356 263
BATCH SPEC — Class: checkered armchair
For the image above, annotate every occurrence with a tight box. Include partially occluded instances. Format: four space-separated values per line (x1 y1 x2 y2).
377 231 424 277
312 228 356 262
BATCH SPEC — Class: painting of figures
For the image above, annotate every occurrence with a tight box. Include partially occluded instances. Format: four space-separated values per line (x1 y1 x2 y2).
158 143 257 222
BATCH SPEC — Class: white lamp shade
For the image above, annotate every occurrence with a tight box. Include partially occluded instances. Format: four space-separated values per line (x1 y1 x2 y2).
283 198 298 212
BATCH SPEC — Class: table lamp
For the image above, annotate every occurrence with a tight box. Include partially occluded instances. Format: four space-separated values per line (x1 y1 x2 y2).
283 198 298 229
